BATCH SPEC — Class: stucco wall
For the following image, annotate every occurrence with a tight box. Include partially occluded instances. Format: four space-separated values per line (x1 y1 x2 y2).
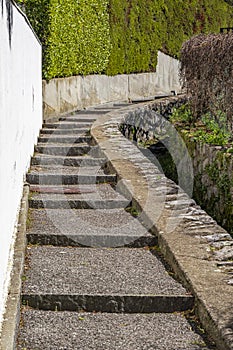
0 0 42 329
43 51 181 121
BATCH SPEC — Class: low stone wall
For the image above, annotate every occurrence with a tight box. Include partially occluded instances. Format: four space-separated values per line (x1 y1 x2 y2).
185 139 233 236
120 96 233 236
91 100 233 350
43 51 181 121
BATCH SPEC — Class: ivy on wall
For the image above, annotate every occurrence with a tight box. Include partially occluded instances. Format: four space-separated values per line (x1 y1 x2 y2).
14 0 233 79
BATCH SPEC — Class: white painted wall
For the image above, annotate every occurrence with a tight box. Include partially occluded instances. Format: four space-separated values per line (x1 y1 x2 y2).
0 0 42 329
43 51 182 121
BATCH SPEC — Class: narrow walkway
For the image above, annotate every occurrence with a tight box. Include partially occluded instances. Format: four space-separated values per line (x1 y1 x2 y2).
17 103 214 349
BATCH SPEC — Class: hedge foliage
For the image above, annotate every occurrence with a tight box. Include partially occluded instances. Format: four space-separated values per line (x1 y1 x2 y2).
24 0 111 79
107 0 233 74
16 0 233 78
106 0 164 75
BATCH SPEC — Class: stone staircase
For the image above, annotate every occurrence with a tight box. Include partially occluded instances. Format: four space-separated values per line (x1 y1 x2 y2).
16 104 214 349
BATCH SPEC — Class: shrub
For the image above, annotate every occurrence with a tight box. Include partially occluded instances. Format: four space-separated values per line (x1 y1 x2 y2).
106 0 233 74
180 33 233 129
106 0 163 75
170 104 231 146
25 0 111 80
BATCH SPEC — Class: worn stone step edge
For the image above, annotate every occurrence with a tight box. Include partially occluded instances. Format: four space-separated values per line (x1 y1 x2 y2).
28 198 130 210
22 294 194 313
72 109 113 115
31 156 107 167
26 173 117 185
43 122 92 129
59 117 97 122
35 144 90 155
40 128 90 135
26 233 157 248
38 136 92 144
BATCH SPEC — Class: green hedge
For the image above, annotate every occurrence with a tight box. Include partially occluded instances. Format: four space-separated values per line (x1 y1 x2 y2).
107 0 233 74
161 0 233 58
24 0 111 80
18 0 233 78
106 0 164 75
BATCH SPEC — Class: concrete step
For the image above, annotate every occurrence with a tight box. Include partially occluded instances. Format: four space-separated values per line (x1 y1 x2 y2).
58 109 114 122
72 109 113 114
28 184 129 209
59 115 97 123
59 115 98 124
22 246 193 313
38 135 92 144
26 208 157 248
17 310 212 350
43 122 92 129
31 155 106 167
91 106 122 110
34 143 90 156
27 170 116 185
29 165 107 175
40 128 90 135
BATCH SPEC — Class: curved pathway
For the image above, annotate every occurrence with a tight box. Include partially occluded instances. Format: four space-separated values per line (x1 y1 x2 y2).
12 101 230 349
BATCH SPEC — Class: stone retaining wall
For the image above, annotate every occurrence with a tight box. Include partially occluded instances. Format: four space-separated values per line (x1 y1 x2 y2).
43 51 181 121
186 140 233 236
120 96 233 236
91 100 233 350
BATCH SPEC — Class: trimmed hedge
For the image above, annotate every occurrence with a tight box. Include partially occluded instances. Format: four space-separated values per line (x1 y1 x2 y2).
107 0 233 74
160 0 233 58
24 0 111 80
106 0 164 75
17 0 233 78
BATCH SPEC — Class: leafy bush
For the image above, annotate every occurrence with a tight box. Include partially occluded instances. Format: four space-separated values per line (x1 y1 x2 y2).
25 0 111 79
170 104 231 146
170 104 193 125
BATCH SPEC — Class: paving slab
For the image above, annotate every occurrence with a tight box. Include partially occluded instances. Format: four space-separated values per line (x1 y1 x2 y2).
34 143 90 156
17 310 213 350
22 246 193 312
26 208 157 247
31 155 106 167
28 184 129 209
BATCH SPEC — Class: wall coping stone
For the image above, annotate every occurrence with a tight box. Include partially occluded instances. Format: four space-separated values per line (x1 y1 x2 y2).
91 96 233 350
